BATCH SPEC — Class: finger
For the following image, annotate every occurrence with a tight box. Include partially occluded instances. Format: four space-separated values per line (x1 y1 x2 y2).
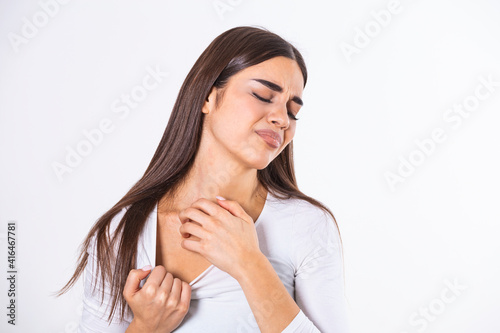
188 198 220 217
178 207 209 227
123 266 153 297
181 238 203 254
143 265 167 289
179 221 207 240
215 197 251 221
179 281 192 310
159 271 174 291
167 278 183 307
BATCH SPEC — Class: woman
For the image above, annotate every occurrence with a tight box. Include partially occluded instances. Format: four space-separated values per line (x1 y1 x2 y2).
57 26 349 332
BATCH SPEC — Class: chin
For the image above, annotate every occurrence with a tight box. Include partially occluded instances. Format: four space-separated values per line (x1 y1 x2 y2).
238 154 272 170
234 143 271 166
255 163 272 171
253 155 277 170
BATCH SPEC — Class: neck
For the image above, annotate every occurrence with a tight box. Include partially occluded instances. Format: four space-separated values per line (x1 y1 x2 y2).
159 140 267 217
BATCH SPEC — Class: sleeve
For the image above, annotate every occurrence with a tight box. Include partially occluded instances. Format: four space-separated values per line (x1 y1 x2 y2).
282 205 350 333
78 211 132 333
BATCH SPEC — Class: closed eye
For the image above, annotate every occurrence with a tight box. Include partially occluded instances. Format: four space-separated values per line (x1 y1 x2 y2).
252 92 299 121
252 92 271 103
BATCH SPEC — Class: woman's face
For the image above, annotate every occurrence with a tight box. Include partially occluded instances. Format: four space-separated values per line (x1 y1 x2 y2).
202 56 304 170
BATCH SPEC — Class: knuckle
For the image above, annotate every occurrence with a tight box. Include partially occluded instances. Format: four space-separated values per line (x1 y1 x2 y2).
164 273 175 284
143 284 157 298
126 269 136 278
197 198 208 204
208 216 218 226
156 290 168 303
178 302 189 313
153 265 165 272
154 265 166 274
184 207 195 215
165 298 177 310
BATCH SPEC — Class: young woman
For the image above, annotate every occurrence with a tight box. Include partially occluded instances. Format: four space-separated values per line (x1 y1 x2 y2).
57 26 349 333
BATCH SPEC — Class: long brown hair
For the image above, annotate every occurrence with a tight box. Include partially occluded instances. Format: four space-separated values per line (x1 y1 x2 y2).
54 25 344 324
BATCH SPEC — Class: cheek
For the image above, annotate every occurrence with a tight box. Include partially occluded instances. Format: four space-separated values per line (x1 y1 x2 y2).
212 106 254 146
225 97 261 125
283 126 296 143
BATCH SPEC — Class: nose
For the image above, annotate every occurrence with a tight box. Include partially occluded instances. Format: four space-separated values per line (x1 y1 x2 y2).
269 104 290 130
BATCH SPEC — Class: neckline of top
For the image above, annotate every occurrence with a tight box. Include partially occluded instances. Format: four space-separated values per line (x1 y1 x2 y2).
151 189 272 286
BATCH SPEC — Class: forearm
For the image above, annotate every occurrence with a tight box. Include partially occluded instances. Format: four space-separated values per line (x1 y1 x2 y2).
236 253 300 333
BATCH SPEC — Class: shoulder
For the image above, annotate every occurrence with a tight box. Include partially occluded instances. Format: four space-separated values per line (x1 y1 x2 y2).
265 191 324 216
266 191 328 214
266 192 337 232
265 192 340 243
283 197 341 257
280 198 344 279
291 197 337 236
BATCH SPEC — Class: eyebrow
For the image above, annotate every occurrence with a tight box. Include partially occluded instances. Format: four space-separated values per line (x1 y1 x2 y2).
252 78 304 106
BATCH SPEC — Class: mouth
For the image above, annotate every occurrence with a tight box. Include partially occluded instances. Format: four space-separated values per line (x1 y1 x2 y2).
255 130 282 149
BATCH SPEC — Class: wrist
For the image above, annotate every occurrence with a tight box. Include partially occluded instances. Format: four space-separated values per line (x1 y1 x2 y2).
127 319 162 333
126 319 141 333
235 251 268 283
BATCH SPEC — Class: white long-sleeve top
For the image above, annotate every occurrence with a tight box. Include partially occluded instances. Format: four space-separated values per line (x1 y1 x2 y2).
78 190 350 332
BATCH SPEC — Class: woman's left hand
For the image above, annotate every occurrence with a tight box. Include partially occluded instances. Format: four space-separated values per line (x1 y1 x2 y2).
178 197 261 280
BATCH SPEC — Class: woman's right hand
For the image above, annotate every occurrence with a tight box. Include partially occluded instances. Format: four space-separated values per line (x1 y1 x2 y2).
123 265 191 333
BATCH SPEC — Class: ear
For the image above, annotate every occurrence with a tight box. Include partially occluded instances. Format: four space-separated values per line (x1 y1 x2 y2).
202 86 218 115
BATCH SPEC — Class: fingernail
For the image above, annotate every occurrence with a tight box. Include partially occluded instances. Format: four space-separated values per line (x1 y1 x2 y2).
141 265 153 271
216 196 226 201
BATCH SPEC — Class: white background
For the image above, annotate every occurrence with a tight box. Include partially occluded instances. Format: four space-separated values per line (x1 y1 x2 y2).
1 0 499 332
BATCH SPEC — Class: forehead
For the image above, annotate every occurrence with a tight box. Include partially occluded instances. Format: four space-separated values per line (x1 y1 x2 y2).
232 56 304 95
